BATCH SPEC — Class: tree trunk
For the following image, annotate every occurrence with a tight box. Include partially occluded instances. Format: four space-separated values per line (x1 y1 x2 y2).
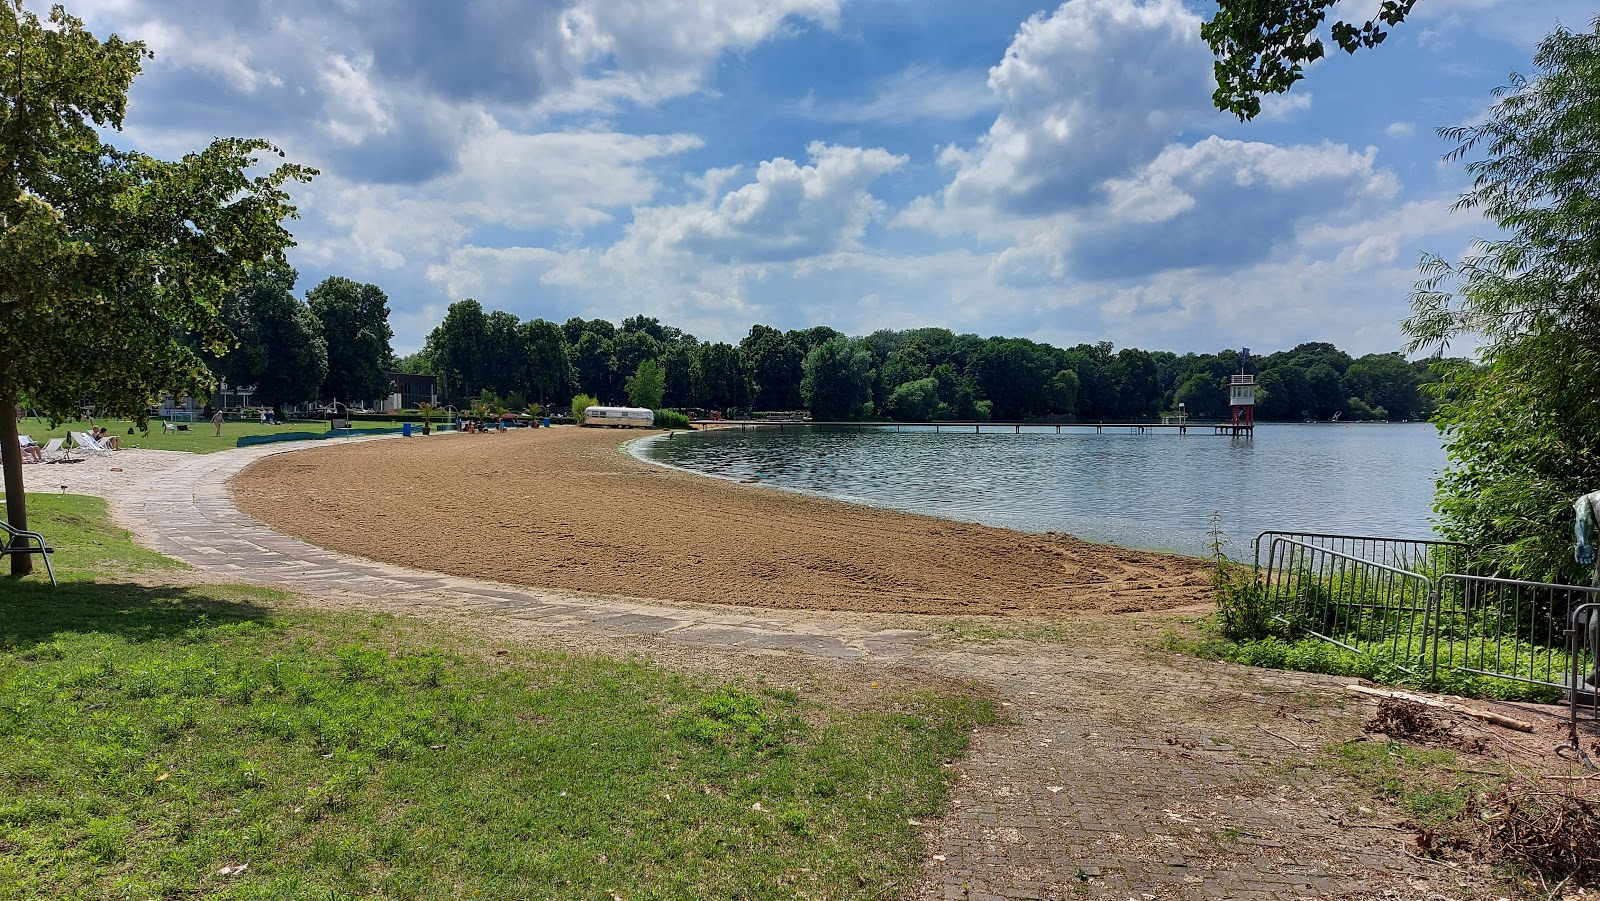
0 391 33 576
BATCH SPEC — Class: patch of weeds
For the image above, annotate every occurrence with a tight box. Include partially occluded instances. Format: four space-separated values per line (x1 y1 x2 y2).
1328 739 1491 825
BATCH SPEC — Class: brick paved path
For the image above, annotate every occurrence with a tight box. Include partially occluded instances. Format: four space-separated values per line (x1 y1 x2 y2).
111 440 1475 901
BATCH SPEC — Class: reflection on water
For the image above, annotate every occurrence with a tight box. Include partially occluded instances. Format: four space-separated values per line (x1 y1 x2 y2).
634 423 1447 557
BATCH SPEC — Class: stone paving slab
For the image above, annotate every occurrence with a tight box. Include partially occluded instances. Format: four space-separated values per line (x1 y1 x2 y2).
104 439 1481 901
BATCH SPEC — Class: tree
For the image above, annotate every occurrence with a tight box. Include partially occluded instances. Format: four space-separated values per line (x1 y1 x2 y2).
884 377 939 422
1203 0 1421 120
1047 369 1079 416
1344 353 1421 421
966 339 1054 420
740 325 804 411
424 299 489 400
1404 20 1600 581
659 343 696 408
625 359 666 409
801 337 874 421
517 318 575 408
0 2 313 569
612 330 661 386
220 265 327 417
692 342 752 413
573 331 617 401
306 276 393 405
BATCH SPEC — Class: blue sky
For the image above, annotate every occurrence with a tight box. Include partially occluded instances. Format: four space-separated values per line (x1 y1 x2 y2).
73 0 1594 355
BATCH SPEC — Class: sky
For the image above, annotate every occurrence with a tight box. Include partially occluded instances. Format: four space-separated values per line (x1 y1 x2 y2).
70 0 1595 357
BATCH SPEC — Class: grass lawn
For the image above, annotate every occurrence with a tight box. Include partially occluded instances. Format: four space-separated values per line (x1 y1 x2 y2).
0 495 996 900
15 418 401 454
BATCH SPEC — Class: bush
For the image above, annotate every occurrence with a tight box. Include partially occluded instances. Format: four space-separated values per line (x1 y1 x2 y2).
570 393 600 422
654 409 692 430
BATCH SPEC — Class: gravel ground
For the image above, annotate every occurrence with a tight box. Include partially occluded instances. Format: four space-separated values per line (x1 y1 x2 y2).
17 448 193 499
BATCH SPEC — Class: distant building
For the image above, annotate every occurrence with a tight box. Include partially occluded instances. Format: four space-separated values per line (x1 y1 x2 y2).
384 372 437 412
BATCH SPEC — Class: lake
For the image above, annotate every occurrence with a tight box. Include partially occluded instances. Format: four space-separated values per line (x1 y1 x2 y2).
632 423 1447 558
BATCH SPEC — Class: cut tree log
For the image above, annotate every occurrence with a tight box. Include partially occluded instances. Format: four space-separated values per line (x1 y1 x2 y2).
1346 684 1536 733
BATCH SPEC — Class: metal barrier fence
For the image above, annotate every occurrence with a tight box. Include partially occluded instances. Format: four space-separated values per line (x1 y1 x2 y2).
1564 603 1599 766
1253 530 1466 579
1259 537 1436 674
1433 575 1600 689
1255 531 1600 696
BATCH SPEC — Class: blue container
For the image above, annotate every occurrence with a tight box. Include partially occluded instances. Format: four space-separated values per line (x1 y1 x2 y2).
543 417 551 427
402 422 413 437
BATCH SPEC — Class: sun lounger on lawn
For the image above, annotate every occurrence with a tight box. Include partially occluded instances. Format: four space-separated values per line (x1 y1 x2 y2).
0 520 57 586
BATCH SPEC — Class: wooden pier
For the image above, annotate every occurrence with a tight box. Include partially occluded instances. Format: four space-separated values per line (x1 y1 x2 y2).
688 420 1254 437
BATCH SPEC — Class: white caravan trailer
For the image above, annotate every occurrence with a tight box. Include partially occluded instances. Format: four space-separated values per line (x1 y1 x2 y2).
582 406 656 428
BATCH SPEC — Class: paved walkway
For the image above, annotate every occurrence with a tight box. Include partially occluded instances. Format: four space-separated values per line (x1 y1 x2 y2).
110 440 1475 901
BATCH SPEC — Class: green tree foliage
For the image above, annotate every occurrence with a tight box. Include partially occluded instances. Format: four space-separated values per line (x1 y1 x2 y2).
480 310 525 399
220 265 327 416
660 343 696 408
306 276 393 405
392 351 435 376
966 339 1053 420
569 392 599 422
573 331 617 401
884 377 939 422
423 299 489 401
1202 0 1421 120
692 343 752 413
0 2 313 564
613 331 661 388
625 359 667 410
1047 369 1079 416
740 324 804 411
517 318 575 408
801 337 874 421
1405 20 1600 581
1344 353 1422 421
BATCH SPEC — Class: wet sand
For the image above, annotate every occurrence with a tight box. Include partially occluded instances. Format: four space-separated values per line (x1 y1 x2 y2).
231 428 1212 616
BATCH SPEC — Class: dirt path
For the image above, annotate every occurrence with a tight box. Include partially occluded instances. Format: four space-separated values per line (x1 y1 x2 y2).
231 428 1211 617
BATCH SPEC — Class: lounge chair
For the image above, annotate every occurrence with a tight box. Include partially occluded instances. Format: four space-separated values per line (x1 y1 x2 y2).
70 431 114 456
39 438 67 462
162 421 178 433
0 520 57 586
17 435 43 464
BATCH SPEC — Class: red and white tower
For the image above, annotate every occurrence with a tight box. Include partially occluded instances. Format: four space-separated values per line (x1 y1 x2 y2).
1229 347 1256 430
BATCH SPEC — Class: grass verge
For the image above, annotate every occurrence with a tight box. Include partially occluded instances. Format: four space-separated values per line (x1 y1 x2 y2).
1 496 996 899
16 418 400 454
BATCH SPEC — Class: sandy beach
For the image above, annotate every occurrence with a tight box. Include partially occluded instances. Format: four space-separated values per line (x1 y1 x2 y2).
231 427 1211 616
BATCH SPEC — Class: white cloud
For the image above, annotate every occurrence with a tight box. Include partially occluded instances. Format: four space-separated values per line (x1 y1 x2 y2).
800 66 998 125
941 0 1215 215
625 143 907 263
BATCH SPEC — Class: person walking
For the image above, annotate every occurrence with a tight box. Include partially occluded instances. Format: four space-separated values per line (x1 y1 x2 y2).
212 409 224 437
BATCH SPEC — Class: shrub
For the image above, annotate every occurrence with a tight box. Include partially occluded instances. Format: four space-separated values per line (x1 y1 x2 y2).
570 393 600 422
653 409 692 430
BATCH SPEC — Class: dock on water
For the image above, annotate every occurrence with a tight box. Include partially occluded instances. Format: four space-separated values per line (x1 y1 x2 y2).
689 420 1255 437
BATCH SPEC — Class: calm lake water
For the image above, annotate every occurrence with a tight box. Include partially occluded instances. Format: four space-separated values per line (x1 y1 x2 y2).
633 423 1447 558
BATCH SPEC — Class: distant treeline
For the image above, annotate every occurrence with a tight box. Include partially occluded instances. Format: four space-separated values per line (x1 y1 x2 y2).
401 299 1450 422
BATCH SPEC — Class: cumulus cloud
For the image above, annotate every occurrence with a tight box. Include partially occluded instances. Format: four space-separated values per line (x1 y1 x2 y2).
940 0 1214 215
626 143 907 263
896 0 1402 288
82 0 839 183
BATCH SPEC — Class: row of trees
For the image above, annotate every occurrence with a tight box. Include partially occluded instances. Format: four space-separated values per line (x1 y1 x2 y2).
212 266 395 415
395 297 1440 424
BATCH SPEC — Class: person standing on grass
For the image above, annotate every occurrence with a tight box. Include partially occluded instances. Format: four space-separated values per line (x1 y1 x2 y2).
213 409 224 436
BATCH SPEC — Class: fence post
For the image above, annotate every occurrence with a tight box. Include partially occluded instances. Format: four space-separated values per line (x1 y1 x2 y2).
1426 585 1440 679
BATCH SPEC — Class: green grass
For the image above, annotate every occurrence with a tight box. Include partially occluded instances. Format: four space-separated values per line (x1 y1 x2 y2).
0 496 996 899
16 418 400 454
1327 740 1503 825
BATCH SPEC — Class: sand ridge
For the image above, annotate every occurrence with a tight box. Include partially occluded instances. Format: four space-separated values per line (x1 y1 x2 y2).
230 427 1212 616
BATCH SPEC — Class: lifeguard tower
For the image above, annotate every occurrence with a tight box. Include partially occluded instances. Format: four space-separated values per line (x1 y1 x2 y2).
1224 348 1256 437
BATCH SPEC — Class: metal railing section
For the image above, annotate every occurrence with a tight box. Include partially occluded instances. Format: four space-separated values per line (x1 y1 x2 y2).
1261 537 1436 674
1253 531 1466 581
1431 575 1600 690
1561 602 1599 768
